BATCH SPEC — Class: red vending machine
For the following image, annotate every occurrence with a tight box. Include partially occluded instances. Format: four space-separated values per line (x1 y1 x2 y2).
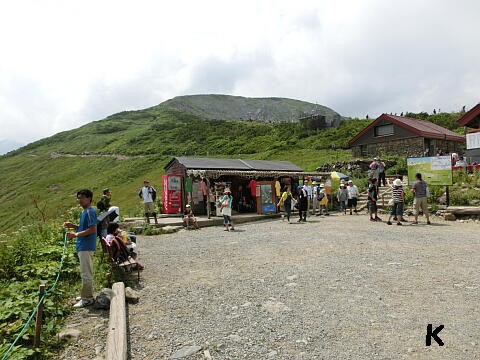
162 174 183 214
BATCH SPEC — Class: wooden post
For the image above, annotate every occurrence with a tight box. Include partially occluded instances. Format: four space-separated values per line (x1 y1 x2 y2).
446 186 450 207
34 284 45 348
106 282 127 360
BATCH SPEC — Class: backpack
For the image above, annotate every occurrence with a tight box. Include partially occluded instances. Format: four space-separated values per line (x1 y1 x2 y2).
138 186 157 201
109 236 131 263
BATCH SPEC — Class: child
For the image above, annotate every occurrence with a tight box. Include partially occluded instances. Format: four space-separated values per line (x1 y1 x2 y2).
183 204 199 229
336 182 348 214
386 178 404 225
368 178 381 222
106 223 144 270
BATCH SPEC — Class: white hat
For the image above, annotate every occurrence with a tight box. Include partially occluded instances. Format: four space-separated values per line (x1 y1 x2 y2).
348 180 353 183
319 183 325 188
393 179 402 187
312 181 317 185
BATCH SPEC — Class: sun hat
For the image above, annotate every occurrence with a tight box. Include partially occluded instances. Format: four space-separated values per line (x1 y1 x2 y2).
312 181 317 185
319 183 325 188
348 180 353 183
186 204 191 207
393 179 402 187
224 188 231 193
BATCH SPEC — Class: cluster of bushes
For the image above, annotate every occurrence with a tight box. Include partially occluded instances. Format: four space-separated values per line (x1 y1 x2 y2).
0 210 110 359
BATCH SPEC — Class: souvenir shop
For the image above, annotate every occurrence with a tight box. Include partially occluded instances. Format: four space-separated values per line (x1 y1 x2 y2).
162 157 328 216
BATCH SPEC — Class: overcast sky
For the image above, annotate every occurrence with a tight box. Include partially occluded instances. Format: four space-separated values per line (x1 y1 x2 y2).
1 0 479 153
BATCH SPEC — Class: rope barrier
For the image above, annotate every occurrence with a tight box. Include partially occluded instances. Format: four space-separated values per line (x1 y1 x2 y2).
1 230 69 360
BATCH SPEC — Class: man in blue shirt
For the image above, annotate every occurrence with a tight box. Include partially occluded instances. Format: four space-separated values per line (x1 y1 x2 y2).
64 189 97 308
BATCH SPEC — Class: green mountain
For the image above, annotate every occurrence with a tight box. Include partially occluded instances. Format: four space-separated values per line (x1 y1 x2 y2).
162 94 341 123
0 94 463 232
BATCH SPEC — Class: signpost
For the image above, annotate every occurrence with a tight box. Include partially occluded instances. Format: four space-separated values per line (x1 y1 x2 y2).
407 156 453 205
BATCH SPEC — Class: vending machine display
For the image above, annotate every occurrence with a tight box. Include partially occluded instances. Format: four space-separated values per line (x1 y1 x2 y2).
162 174 183 214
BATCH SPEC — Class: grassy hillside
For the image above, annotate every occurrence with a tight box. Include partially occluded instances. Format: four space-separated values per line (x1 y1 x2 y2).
0 101 464 232
161 94 341 123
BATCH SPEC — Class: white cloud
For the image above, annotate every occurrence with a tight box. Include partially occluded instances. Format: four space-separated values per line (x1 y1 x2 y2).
0 0 479 149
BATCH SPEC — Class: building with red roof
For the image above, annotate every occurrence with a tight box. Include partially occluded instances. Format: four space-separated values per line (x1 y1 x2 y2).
348 114 465 158
457 103 480 161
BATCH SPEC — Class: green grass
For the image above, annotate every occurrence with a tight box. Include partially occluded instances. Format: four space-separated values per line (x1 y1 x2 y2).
0 104 465 232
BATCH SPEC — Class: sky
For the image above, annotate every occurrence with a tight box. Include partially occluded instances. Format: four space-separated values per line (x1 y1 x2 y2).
0 0 479 153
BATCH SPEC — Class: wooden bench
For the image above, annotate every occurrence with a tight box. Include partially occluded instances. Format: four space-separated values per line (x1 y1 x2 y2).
99 237 141 284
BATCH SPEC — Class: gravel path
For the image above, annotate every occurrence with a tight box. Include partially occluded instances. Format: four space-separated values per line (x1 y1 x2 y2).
126 215 480 360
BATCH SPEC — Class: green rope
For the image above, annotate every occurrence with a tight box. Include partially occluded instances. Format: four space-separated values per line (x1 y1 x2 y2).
1 231 69 360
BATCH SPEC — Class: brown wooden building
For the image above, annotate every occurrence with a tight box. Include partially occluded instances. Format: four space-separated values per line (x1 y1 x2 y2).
348 114 465 158
164 157 327 216
457 103 480 161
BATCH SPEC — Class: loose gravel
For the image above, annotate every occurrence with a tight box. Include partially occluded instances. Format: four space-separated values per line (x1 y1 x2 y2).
59 214 480 359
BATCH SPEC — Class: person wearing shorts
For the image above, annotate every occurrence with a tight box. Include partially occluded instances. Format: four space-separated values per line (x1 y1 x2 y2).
412 173 431 225
139 180 158 224
367 178 381 222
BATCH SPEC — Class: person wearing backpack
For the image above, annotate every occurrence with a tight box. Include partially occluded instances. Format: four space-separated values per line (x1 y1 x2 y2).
277 185 293 223
139 180 158 225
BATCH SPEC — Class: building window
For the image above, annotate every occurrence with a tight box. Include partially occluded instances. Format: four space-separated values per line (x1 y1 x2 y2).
374 124 394 137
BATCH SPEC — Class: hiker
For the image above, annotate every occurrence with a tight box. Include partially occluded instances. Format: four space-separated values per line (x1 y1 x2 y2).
412 173 431 225
368 178 381 222
346 180 359 215
183 204 199 229
386 179 405 225
105 222 144 270
139 180 158 225
63 189 97 308
375 158 387 186
337 182 348 214
208 186 216 219
277 185 293 223
303 179 312 214
317 183 328 215
369 157 378 178
219 188 234 231
97 188 120 237
297 185 308 222
311 181 319 215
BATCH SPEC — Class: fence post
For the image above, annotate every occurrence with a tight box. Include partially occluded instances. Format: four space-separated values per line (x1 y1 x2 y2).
34 284 45 348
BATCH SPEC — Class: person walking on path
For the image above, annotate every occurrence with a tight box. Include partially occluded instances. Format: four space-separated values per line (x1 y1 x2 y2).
311 181 319 215
277 185 293 223
219 188 234 231
139 180 158 225
346 180 359 215
303 180 312 216
375 158 387 186
63 189 97 308
386 179 405 225
337 182 349 214
368 178 381 222
412 173 431 225
297 185 308 222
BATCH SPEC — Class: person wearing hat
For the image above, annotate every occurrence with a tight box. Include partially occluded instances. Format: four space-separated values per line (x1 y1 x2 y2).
375 158 387 187
138 180 158 225
386 178 406 225
317 183 328 215
337 182 349 214
218 188 234 231
96 188 120 237
346 180 359 215
183 204 199 230
297 185 308 222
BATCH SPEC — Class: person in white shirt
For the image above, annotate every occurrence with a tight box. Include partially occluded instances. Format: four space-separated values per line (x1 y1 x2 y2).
303 179 312 215
138 180 158 224
346 180 360 215
311 181 319 215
